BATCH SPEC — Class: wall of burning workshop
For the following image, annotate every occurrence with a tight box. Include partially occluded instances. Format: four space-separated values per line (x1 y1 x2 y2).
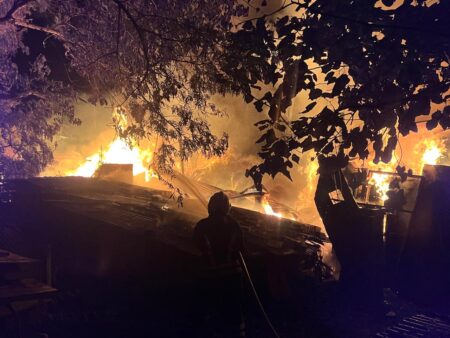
41 93 324 224
41 89 449 228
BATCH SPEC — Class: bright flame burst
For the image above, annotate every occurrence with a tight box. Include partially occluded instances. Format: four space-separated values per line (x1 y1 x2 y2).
369 172 391 201
369 137 446 201
67 107 157 181
419 139 445 171
261 195 283 218
67 138 155 181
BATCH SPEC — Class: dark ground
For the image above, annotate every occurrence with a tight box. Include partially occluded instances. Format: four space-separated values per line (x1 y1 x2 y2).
2 265 449 338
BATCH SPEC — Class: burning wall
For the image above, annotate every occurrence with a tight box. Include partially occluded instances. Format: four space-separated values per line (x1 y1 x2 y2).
42 95 449 226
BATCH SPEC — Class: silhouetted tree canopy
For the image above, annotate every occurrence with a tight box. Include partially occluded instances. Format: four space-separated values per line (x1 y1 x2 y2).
0 1 79 176
0 0 249 177
0 0 448 185
242 0 449 188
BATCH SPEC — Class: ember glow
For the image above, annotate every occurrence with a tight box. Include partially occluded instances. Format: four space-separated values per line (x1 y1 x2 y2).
67 138 156 181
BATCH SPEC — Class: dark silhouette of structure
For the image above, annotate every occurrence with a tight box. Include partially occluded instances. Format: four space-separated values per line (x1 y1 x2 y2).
315 170 383 305
94 163 133 184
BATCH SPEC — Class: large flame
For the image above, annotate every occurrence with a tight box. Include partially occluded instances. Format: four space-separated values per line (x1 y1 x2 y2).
261 195 283 218
418 139 445 171
367 137 446 201
369 172 391 201
67 138 156 181
66 108 157 181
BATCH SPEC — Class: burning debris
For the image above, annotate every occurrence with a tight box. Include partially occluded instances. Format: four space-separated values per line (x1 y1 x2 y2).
36 106 448 300
315 160 450 306
352 136 447 204
261 195 284 219
1 0 449 336
0 177 330 282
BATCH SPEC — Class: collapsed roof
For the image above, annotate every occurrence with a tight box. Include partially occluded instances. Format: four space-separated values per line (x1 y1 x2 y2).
0 177 329 283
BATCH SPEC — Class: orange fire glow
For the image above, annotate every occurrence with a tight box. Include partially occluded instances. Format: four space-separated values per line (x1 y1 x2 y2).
306 159 319 191
368 137 446 201
417 139 445 172
65 107 157 181
261 195 283 218
369 172 391 201
67 138 156 181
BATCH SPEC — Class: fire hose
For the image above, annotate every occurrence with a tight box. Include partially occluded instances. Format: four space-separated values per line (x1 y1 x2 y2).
238 251 281 338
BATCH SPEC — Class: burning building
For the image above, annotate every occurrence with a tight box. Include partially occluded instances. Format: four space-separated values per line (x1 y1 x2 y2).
0 175 331 313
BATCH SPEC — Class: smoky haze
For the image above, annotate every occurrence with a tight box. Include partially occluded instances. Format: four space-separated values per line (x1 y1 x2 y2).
42 91 449 227
43 91 323 225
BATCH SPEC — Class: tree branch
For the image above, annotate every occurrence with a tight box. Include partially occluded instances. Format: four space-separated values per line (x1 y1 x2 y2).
0 0 32 22
13 19 67 40
111 0 150 105
0 91 46 102
310 6 450 40
236 0 297 27
2 0 68 41
237 0 450 40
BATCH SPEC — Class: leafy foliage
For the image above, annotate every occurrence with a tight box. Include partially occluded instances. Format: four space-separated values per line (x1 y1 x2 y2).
1 0 251 177
241 0 449 189
47 0 253 175
1 1 78 177
0 0 448 187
